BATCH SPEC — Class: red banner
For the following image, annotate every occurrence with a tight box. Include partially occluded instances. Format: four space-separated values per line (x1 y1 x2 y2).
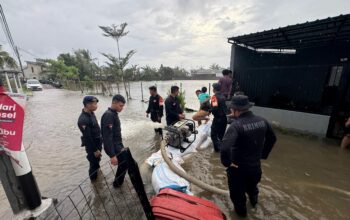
0 87 25 152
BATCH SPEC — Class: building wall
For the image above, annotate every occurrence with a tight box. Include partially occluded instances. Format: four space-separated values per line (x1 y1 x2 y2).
231 44 350 115
252 106 330 136
23 63 44 80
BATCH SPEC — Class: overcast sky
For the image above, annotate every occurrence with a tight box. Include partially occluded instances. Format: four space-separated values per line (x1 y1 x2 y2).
1 0 349 70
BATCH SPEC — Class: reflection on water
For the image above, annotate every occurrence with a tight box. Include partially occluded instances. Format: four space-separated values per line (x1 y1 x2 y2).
1 80 350 220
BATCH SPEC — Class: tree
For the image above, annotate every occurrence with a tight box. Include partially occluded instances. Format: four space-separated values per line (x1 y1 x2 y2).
209 63 221 70
43 59 78 81
0 46 17 69
141 66 158 81
158 65 174 80
173 66 189 78
58 49 99 80
99 22 134 99
102 50 136 81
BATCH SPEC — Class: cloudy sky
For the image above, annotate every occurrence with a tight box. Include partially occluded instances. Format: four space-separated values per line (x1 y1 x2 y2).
1 0 349 70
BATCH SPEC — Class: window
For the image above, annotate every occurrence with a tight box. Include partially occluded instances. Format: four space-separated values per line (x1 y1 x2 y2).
31 66 34 73
328 66 343 86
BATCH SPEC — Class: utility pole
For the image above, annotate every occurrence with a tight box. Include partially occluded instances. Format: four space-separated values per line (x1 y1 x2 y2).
0 67 53 220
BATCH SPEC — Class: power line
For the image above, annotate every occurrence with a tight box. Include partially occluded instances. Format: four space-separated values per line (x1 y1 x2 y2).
0 4 25 76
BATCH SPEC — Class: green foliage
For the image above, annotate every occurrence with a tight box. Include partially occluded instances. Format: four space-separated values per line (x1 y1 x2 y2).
99 23 129 43
178 90 186 110
158 64 174 80
166 88 186 110
57 49 98 80
0 46 17 69
209 63 221 70
83 75 94 88
44 59 78 80
102 50 136 81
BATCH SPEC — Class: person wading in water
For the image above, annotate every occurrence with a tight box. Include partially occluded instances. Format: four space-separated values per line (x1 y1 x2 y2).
221 95 277 217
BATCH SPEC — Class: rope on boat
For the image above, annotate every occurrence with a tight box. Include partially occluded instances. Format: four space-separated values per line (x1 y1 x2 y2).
160 141 230 196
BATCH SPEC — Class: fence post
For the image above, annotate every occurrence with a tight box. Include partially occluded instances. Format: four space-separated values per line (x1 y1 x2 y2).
128 81 132 99
209 83 211 96
141 82 144 102
5 73 13 93
125 148 154 220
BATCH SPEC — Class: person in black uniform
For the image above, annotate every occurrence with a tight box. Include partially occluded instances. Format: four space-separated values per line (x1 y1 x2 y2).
101 94 129 188
77 96 102 181
165 86 185 126
210 83 228 152
221 95 277 217
146 86 164 135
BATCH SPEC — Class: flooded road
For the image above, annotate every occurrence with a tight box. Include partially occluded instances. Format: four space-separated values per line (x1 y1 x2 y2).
1 80 350 219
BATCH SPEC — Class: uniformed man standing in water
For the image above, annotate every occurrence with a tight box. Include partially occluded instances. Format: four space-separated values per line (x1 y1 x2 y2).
165 86 185 125
101 94 129 188
210 83 228 152
77 96 102 181
221 95 276 217
146 86 164 135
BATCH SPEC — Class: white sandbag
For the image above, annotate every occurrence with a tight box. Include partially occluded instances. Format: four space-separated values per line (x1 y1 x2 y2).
152 160 190 194
191 123 212 150
197 138 213 150
146 149 184 167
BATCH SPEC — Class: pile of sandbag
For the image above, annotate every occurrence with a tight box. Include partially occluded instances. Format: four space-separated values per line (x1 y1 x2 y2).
145 123 213 194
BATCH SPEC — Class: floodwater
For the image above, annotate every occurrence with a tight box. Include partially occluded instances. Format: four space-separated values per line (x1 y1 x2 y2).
1 80 350 220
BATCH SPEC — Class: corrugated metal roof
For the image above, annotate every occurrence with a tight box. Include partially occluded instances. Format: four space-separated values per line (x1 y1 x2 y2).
228 14 350 50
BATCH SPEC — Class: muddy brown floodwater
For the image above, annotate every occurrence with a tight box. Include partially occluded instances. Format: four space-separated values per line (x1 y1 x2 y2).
1 80 350 220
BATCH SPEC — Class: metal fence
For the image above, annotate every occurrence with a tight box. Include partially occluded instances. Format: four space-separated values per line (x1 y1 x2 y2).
40 148 153 220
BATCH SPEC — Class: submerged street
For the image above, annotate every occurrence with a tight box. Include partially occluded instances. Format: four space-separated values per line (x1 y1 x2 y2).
1 81 350 219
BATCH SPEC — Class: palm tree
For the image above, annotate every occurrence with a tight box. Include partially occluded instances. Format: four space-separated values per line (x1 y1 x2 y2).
0 46 17 69
99 23 133 99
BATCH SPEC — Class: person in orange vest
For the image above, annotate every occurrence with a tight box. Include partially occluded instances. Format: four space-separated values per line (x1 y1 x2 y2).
210 83 228 152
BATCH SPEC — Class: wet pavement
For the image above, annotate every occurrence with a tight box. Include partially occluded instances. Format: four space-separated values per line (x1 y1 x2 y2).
1 80 350 220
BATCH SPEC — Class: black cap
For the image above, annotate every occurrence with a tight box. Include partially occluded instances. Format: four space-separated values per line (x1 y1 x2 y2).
212 83 221 92
83 96 99 105
230 95 253 110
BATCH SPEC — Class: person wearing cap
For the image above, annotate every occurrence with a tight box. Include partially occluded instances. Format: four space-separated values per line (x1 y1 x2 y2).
218 69 233 100
146 86 164 136
77 96 102 181
101 94 130 188
210 83 228 152
165 85 185 126
221 95 277 217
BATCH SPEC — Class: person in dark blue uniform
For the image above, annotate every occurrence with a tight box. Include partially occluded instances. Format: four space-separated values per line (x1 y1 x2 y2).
101 94 129 188
165 86 185 126
77 96 102 181
221 95 277 217
210 83 228 152
146 86 164 135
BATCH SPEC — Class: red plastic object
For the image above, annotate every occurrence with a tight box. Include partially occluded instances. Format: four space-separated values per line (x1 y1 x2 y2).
151 188 226 220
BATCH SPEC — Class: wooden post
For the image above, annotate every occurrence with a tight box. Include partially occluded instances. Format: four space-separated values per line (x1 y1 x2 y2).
0 153 27 214
209 83 211 96
141 81 144 102
128 81 131 99
17 74 22 90
5 73 13 93
116 82 120 94
13 74 20 93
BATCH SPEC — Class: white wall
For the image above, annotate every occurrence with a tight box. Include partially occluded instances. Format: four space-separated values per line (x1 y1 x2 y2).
251 106 330 136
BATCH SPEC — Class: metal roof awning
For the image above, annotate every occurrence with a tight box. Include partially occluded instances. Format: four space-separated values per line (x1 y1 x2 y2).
228 14 350 50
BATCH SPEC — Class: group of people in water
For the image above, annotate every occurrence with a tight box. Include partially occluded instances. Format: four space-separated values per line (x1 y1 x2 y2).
77 69 277 217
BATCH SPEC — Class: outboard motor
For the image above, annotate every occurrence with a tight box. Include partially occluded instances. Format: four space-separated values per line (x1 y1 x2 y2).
164 119 197 153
